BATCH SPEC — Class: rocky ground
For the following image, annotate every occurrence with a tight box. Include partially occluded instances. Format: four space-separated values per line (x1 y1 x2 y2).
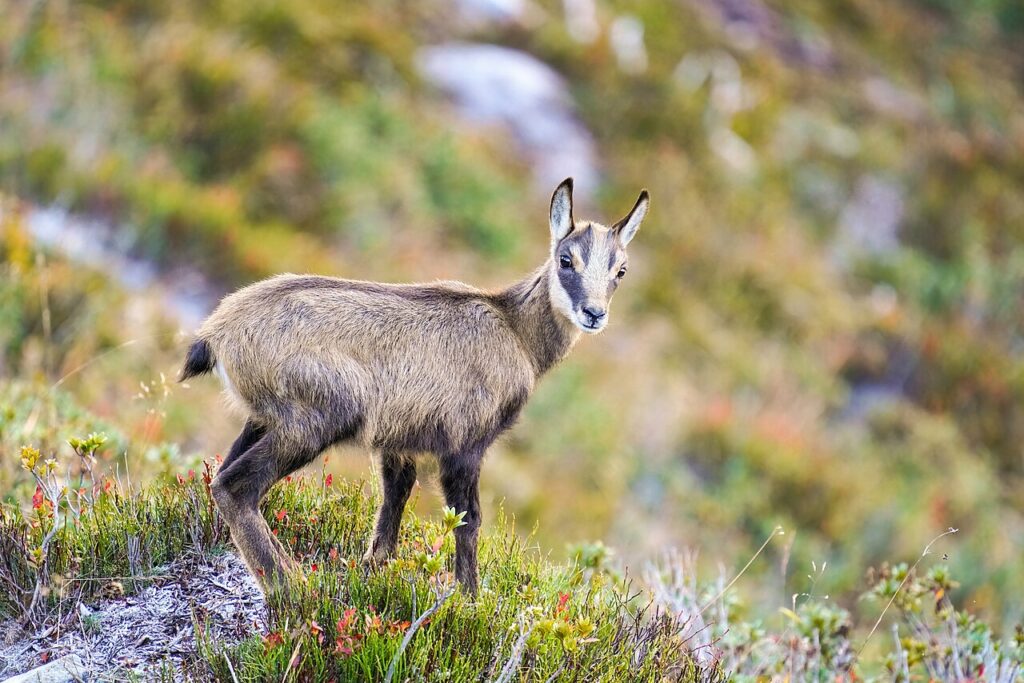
0 553 265 682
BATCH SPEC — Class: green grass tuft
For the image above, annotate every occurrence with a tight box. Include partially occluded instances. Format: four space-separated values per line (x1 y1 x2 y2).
1 455 711 681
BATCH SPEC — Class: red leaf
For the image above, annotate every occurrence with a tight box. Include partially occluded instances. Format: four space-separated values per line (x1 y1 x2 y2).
337 608 357 632
263 631 284 651
32 486 44 510
388 619 412 634
275 508 287 521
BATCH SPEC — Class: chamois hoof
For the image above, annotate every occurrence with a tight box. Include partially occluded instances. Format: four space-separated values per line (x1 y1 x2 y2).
360 547 392 568
263 568 306 601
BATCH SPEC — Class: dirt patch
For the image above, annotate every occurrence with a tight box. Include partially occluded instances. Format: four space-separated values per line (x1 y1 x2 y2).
0 552 265 681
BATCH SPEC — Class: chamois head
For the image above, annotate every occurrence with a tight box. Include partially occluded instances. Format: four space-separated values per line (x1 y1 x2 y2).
547 178 649 334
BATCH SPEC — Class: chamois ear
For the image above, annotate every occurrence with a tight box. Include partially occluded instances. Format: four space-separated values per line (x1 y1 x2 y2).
613 189 649 246
549 177 575 242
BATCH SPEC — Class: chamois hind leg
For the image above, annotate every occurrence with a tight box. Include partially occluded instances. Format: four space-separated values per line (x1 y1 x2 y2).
220 419 266 472
364 452 416 564
211 429 320 591
439 455 482 595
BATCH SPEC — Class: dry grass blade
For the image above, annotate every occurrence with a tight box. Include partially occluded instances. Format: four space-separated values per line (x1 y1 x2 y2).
700 526 784 615
857 527 959 656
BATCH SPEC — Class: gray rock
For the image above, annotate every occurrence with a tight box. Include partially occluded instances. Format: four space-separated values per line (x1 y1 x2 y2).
417 43 599 197
24 205 218 328
836 175 904 258
1 655 86 683
452 0 537 27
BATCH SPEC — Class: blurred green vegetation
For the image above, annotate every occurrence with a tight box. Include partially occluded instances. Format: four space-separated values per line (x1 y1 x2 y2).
2 0 1024 634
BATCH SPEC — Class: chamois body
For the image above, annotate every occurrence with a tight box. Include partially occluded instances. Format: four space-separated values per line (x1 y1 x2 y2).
182 178 649 594
198 273 568 457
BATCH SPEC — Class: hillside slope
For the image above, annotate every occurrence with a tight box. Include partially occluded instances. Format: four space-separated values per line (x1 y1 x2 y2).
2 0 1024 635
3 431 1023 681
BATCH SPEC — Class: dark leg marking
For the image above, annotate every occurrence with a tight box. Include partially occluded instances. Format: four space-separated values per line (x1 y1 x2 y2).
365 452 417 562
220 419 266 473
439 455 482 595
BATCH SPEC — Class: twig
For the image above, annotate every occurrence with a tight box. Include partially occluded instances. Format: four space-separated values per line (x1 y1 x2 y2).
857 527 958 656
543 662 566 683
66 574 173 583
50 339 143 390
491 622 534 683
281 638 303 683
224 652 240 683
384 587 456 683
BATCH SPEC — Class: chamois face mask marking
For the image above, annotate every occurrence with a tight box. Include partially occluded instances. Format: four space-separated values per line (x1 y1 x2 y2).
547 179 648 334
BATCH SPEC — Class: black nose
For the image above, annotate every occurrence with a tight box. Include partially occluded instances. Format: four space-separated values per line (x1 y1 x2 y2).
582 306 606 324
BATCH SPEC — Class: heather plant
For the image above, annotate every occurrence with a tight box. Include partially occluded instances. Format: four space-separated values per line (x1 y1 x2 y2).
865 563 1024 682
4 434 1024 680
1 436 708 681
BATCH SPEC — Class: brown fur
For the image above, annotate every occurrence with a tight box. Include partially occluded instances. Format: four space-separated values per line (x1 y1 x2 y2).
181 178 648 594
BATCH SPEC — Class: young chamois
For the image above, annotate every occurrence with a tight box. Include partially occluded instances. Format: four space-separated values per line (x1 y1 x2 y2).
179 178 649 594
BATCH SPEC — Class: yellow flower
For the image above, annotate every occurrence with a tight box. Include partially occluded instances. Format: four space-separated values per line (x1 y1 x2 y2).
552 620 574 639
20 446 41 472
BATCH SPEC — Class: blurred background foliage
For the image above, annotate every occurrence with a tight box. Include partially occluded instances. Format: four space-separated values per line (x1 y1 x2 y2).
2 0 1024 630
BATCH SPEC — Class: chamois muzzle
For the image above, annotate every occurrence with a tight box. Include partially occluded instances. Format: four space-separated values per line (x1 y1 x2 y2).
580 305 607 331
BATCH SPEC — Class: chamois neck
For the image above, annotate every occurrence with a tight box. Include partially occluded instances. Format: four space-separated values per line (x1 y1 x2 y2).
495 262 580 376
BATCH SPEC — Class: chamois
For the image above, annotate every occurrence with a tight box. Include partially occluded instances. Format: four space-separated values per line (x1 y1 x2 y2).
179 178 649 594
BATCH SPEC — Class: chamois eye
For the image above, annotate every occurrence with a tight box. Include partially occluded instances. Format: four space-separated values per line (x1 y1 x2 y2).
617 266 627 279
559 255 573 269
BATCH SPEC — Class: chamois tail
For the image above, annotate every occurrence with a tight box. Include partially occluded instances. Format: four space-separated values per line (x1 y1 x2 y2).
179 338 215 381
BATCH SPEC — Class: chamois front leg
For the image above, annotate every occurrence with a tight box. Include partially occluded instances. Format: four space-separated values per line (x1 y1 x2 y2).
364 452 417 564
439 456 482 595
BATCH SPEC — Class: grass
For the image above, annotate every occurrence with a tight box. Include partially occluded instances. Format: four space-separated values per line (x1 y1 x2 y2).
4 433 1024 681
1 444 711 682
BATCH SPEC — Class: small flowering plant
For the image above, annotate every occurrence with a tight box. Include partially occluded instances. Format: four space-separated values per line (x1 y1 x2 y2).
21 433 111 528
525 591 598 654
16 433 116 622
409 506 466 582
865 563 1024 681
